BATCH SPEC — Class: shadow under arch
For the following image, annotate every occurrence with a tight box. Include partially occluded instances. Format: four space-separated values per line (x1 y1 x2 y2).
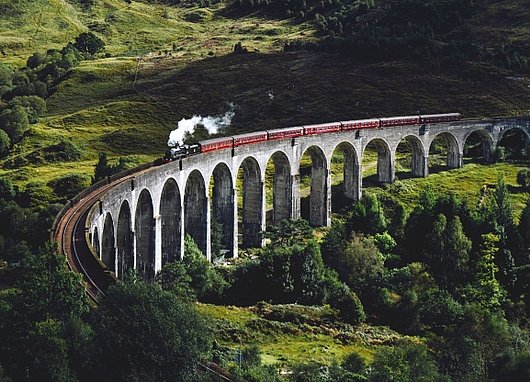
497 127 530 160
363 138 393 185
265 151 292 227
117 200 133 280
210 163 235 257
395 134 427 178
135 189 155 281
428 132 461 170
463 129 494 163
238 156 263 248
331 141 360 202
101 213 115 273
185 170 208 256
92 226 100 258
300 145 328 227
160 178 182 265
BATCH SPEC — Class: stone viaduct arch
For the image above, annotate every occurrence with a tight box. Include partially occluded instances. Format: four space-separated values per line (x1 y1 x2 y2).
101 214 115 273
210 163 235 257
267 151 292 226
135 189 155 281
160 178 181 265
84 116 530 280
185 170 208 256
117 201 133 279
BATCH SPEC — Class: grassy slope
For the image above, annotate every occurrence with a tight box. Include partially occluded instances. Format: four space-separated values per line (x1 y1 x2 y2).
197 303 412 366
1 1 529 187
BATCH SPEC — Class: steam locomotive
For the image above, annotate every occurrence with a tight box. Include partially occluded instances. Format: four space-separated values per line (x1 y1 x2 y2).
163 112 461 162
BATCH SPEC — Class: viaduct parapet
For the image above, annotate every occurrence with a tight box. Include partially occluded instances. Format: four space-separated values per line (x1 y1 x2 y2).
82 117 530 282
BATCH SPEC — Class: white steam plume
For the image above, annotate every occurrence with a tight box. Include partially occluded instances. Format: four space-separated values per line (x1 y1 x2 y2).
167 103 236 146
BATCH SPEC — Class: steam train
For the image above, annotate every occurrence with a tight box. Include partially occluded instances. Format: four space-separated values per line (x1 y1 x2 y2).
163 112 461 162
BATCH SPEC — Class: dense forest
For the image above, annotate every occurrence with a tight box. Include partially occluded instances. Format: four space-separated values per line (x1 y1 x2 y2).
1 0 530 381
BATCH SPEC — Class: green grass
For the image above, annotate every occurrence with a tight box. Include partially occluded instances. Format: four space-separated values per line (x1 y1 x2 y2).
365 160 530 220
195 303 410 366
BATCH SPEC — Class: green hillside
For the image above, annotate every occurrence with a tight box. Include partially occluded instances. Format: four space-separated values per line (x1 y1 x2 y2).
0 0 529 190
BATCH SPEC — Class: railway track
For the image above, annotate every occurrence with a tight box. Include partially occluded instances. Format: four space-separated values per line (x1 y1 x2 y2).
52 164 157 302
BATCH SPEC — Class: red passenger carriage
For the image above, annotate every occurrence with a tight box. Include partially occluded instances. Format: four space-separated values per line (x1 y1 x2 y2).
303 122 342 135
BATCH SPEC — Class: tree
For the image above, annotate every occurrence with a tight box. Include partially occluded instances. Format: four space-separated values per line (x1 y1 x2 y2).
0 66 13 96
156 260 196 301
262 245 295 303
519 198 530 252
26 52 46 69
517 169 530 191
93 152 110 183
14 242 90 322
467 233 505 311
368 341 443 382
182 235 227 302
348 194 387 235
91 280 210 382
263 219 313 247
290 240 325 304
0 243 89 380
0 130 10 158
0 178 15 200
342 352 366 374
92 153 129 184
330 233 385 296
74 32 105 55
0 105 29 143
423 214 471 291
9 96 46 124
490 176 519 291
48 173 90 200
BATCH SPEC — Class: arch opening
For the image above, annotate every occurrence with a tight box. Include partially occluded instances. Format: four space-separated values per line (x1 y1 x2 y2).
209 163 234 259
265 152 292 227
185 170 208 256
395 135 426 178
92 227 100 258
330 142 359 212
428 132 460 171
300 146 328 227
463 130 494 163
497 128 530 161
117 201 133 280
160 179 182 266
237 157 264 248
362 138 393 186
135 190 155 281
101 214 115 273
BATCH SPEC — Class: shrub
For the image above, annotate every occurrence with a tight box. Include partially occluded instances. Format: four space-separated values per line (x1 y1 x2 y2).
9 96 46 124
43 139 82 162
517 169 530 190
48 174 90 200
0 105 29 143
0 129 10 157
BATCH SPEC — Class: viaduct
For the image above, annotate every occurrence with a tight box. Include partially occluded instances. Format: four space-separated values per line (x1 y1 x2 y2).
60 116 530 284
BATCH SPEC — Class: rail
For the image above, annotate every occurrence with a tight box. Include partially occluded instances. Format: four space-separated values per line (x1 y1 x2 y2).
51 160 158 301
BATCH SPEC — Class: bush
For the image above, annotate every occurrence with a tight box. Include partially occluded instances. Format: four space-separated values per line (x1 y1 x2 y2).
517 169 530 190
47 174 90 200
0 105 29 143
0 178 15 200
9 96 46 124
0 129 10 157
42 139 82 162
74 32 105 55
91 281 210 381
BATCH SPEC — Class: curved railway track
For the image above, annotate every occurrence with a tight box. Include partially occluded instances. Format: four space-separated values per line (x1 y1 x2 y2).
52 164 156 302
